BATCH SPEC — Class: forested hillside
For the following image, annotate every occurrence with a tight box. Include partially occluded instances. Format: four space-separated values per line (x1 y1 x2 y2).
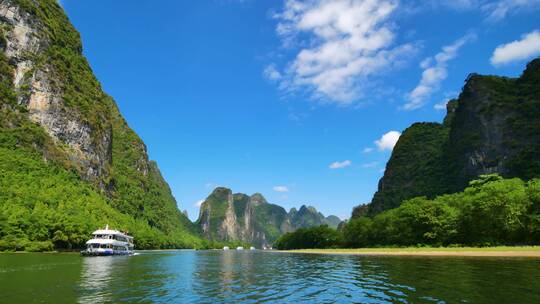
0 0 204 251
276 175 540 249
363 58 540 216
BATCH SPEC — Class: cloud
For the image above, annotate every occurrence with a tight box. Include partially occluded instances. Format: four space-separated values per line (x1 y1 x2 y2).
442 0 479 10
195 200 205 207
273 185 290 192
482 0 540 22
424 1 540 22
205 182 217 189
273 0 416 104
434 100 449 110
361 161 379 168
490 30 540 65
264 64 282 81
362 147 374 153
375 131 401 151
404 33 476 110
329 160 352 169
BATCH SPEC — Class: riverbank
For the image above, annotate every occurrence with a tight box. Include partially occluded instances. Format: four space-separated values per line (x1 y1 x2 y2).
281 246 540 257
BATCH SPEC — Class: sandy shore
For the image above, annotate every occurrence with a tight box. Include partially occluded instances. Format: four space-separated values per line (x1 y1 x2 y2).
281 247 540 257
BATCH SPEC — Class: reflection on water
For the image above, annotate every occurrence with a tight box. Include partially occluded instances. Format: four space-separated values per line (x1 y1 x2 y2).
78 256 115 303
1 251 540 303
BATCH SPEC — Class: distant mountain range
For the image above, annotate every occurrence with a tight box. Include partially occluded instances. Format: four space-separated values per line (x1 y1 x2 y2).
196 187 342 247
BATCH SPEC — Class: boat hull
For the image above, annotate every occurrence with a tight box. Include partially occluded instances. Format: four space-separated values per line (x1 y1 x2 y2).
80 250 133 256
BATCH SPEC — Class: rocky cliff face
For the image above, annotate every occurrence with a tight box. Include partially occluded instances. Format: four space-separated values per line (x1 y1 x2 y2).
1 1 112 182
197 187 341 247
362 58 540 216
0 0 198 248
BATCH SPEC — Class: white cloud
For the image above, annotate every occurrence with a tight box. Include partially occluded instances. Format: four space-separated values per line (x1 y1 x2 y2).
404 33 476 110
264 64 282 81
273 0 416 104
375 130 401 151
329 160 352 169
195 200 205 207
434 100 449 110
490 30 540 65
482 0 540 22
362 147 374 153
361 161 379 168
442 0 479 10
273 185 290 192
205 182 217 189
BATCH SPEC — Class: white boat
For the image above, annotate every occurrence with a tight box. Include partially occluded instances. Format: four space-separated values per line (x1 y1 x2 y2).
236 246 244 250
223 246 230 250
81 225 134 256
250 246 256 250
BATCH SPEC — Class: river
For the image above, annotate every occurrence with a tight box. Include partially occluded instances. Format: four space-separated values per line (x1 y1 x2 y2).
1 250 539 303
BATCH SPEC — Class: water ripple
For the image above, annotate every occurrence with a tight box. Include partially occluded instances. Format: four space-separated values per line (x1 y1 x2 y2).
2 251 540 303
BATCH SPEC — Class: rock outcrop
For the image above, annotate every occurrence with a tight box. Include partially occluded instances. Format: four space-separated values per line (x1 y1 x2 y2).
361 58 540 217
197 187 342 247
1 1 112 182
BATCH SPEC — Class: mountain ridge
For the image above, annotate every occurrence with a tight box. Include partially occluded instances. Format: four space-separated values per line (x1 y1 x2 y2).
197 187 342 247
357 58 540 217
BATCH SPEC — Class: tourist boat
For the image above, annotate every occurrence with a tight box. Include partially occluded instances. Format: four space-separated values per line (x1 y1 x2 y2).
223 246 230 250
236 246 244 250
81 225 134 256
250 246 256 250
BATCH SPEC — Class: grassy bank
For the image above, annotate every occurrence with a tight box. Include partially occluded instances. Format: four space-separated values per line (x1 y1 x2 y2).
282 246 540 257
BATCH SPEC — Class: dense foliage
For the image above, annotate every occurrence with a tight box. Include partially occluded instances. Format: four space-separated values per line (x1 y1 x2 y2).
346 175 540 247
369 123 451 215
274 225 343 250
276 175 540 249
0 147 213 251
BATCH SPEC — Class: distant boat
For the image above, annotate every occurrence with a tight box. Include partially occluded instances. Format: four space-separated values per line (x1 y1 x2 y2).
250 247 256 250
81 225 134 256
223 246 230 250
236 246 244 250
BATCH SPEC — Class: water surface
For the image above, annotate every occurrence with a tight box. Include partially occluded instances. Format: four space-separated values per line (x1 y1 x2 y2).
1 250 539 303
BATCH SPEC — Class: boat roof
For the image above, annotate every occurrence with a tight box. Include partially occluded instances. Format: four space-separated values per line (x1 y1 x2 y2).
86 239 130 245
92 229 133 238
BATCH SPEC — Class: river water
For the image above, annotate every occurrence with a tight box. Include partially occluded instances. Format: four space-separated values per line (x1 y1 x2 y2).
1 250 539 303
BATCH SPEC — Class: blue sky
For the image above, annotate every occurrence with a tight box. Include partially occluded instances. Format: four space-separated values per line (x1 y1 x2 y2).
61 0 540 221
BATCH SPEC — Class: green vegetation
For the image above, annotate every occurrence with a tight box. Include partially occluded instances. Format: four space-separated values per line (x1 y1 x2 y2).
364 58 540 216
274 225 342 250
276 175 540 250
0 0 206 251
290 205 341 229
0 147 211 251
197 188 343 246
369 123 451 215
196 188 291 245
285 246 540 256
